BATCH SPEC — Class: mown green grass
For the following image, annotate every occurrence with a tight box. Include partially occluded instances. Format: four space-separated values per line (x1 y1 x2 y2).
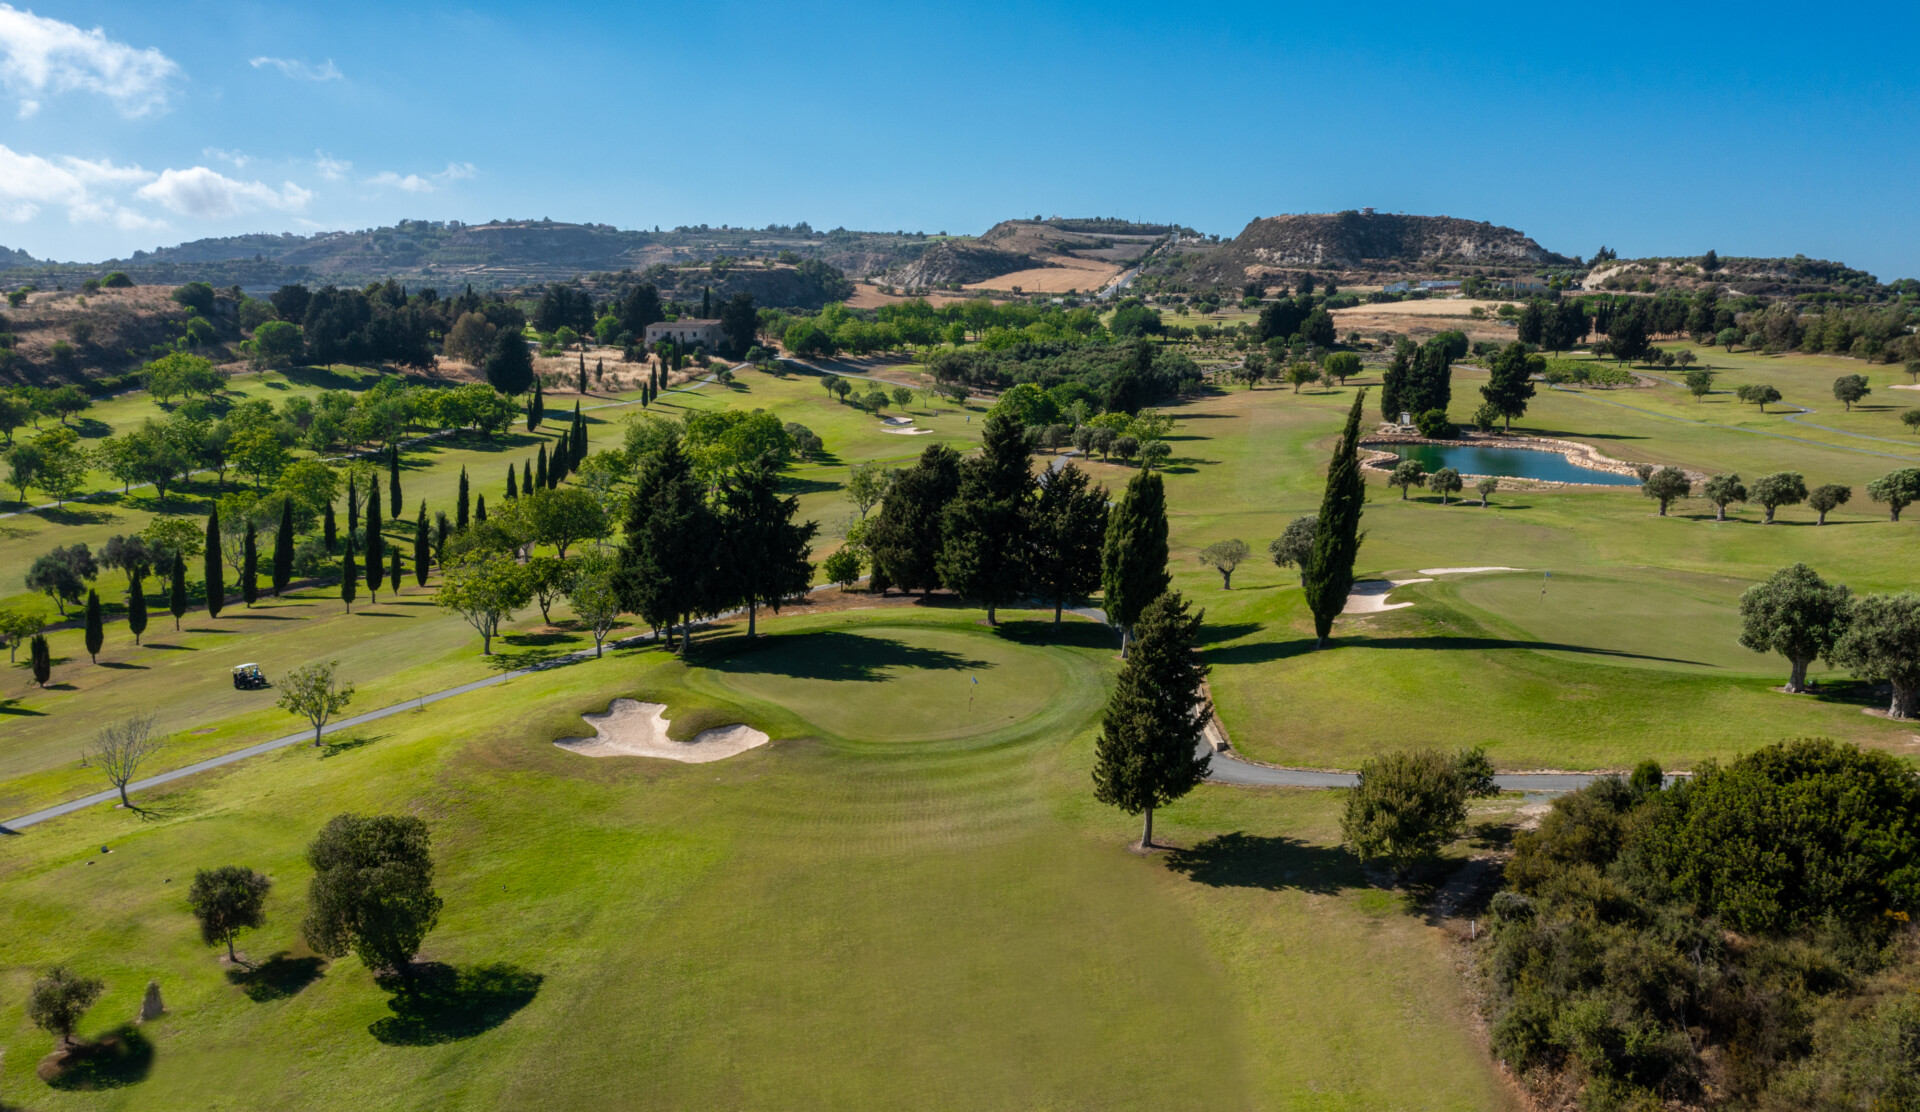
0 607 1502 1111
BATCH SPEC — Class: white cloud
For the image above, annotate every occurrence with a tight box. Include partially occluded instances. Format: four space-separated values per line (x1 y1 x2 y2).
314 151 351 180
249 56 342 82
0 4 180 117
62 155 156 187
0 144 160 229
367 161 478 193
202 146 250 168
135 166 311 219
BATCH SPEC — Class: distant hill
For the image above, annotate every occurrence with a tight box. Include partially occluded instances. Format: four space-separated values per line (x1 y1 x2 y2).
884 218 1192 290
0 245 42 269
1144 211 1574 291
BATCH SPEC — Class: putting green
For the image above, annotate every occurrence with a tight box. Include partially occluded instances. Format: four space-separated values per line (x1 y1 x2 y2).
708 624 1065 742
1441 567 1829 676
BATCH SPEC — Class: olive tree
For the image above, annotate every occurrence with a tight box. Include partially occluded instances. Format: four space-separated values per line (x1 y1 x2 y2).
1831 374 1871 411
1807 483 1851 525
302 813 442 979
1703 473 1747 521
1267 515 1316 586
187 865 272 962
1476 476 1499 507
1341 747 1501 880
434 555 532 654
1737 563 1852 693
276 659 356 746
27 966 104 1049
1197 538 1251 589
1640 466 1691 515
1866 467 1920 522
1750 471 1807 523
1831 592 1920 719
563 550 622 658
1429 467 1464 505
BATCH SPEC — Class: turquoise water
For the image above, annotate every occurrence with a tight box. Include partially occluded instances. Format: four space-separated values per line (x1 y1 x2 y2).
1377 442 1641 486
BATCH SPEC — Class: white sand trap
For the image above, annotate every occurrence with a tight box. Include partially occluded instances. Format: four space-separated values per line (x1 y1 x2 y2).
1892 383 1920 392
555 699 769 763
883 415 914 425
1343 578 1431 614
1418 566 1519 575
882 426 934 435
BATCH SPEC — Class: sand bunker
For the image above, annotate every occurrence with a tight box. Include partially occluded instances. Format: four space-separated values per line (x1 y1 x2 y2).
1343 578 1431 614
555 699 769 763
882 426 934 435
1418 566 1519 575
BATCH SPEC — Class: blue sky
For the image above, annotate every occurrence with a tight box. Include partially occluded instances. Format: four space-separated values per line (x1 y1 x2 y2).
2 0 1916 279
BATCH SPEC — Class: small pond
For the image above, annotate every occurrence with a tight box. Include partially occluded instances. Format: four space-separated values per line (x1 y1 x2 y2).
1375 442 1641 486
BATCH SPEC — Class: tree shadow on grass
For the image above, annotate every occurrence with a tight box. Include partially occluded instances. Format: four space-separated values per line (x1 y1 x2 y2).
320 732 385 758
1204 633 1711 668
0 699 47 716
1162 832 1360 895
37 505 117 526
369 962 542 1046
989 616 1115 650
227 952 325 1001
42 1025 154 1090
96 661 147 670
708 630 990 682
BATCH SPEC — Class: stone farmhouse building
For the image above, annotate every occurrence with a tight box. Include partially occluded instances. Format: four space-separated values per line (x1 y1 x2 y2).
645 319 727 349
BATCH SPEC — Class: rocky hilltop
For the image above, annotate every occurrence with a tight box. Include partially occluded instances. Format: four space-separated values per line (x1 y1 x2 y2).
885 218 1185 290
1149 211 1573 289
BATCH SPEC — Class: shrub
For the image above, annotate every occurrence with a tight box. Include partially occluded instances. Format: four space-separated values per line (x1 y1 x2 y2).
1414 408 1456 438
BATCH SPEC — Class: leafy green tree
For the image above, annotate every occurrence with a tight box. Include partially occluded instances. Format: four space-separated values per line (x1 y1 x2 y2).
1715 327 1740 352
1198 538 1250 588
302 813 443 980
1866 467 1920 522
1101 470 1169 655
1387 459 1426 500
846 461 891 519
1635 738 1920 929
525 555 572 625
1737 383 1783 411
435 555 532 654
564 550 622 657
1830 592 1920 719
1476 476 1499 506
1267 515 1316 586
1751 471 1807 523
1831 374 1871 411
1481 342 1540 431
720 453 817 635
615 440 716 650
939 415 1033 624
523 487 608 559
1304 391 1368 647
1429 466 1464 505
277 659 355 745
1029 462 1108 626
1641 467 1691 515
484 327 534 396
1341 748 1499 879
27 965 104 1049
1807 483 1851 525
1903 408 1920 434
1737 563 1851 692
26 545 92 616
1287 363 1319 393
823 547 862 590
867 443 961 596
1703 473 1747 521
1091 591 1211 848
188 865 272 962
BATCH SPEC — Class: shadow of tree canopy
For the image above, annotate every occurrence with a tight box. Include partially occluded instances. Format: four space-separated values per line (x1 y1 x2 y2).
1161 832 1361 895
988 616 1115 650
369 962 542 1046
1203 633 1712 668
707 630 991 682
227 952 326 1001
42 1025 154 1090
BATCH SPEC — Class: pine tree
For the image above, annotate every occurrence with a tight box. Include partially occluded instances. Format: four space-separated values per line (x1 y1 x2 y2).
1101 470 1169 655
476 494 487 524
536 444 548 490
718 453 817 636
938 413 1035 624
1091 590 1212 848
456 467 470 529
389 546 402 595
128 571 148 645
617 441 718 651
170 553 188 630
324 500 337 553
30 633 50 686
867 443 962 595
84 588 103 662
1031 462 1109 628
204 508 225 619
388 446 402 518
506 464 518 501
273 498 293 596
413 502 429 586
1304 390 1369 648
341 542 357 612
365 489 383 603
242 523 258 607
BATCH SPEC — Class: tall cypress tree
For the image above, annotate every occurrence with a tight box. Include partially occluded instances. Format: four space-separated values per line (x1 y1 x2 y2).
577 351 587 394
413 502 430 586
551 436 568 487
346 475 360 540
476 494 487 524
1091 590 1211 848
522 459 533 498
388 446 402 519
204 508 225 619
242 523 258 607
506 464 518 501
571 403 584 465
127 571 148 645
170 553 188 630
389 546 402 595
30 634 50 687
341 542 357 612
1101 471 1169 655
365 489 383 603
84 588 103 662
938 413 1035 625
1304 389 1369 648
456 467 470 529
324 500 337 553
536 444 548 490
701 286 711 317
273 498 293 596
